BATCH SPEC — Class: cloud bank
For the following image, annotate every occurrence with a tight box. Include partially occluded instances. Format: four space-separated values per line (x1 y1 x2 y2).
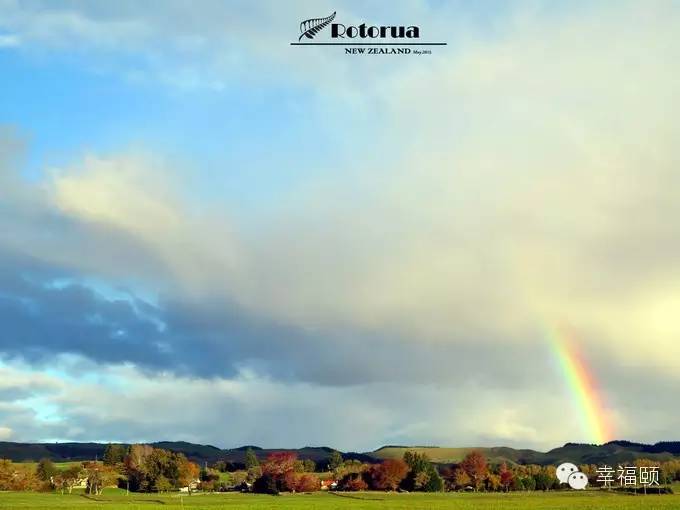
0 1 679 449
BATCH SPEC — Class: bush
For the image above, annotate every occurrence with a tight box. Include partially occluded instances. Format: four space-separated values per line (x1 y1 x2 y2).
294 473 320 492
253 473 279 494
338 473 368 491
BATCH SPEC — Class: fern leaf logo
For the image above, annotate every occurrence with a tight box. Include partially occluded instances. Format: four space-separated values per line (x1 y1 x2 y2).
299 11 336 41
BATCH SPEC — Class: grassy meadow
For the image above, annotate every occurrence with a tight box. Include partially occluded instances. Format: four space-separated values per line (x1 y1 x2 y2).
1 488 679 510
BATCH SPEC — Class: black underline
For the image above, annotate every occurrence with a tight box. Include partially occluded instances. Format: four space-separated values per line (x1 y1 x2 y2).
291 42 447 46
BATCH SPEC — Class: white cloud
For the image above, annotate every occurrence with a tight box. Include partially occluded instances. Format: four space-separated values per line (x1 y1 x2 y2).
0 34 19 47
0 361 619 450
1 1 680 446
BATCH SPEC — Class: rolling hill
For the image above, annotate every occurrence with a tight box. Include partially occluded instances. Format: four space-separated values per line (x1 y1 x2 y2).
371 441 680 466
1 440 679 467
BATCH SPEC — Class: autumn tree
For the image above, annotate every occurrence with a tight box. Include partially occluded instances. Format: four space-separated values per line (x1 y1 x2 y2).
122 444 198 493
63 465 84 494
453 467 472 489
262 452 297 478
0 460 39 491
370 459 409 491
176 454 200 492
460 451 488 491
500 463 514 492
284 471 320 492
124 444 153 491
486 473 501 491
254 452 298 493
83 462 116 495
338 473 368 491
51 465 84 495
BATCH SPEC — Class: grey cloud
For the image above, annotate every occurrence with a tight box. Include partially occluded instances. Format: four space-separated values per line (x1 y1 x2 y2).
0 249 557 388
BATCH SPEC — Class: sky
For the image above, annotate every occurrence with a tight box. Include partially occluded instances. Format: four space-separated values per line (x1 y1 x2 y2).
0 0 679 452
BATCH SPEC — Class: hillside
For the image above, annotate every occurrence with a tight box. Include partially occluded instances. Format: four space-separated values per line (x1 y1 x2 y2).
371 441 680 466
2 440 679 467
370 446 546 465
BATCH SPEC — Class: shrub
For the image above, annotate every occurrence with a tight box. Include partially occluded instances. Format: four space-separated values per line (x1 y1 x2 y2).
338 473 368 491
253 473 279 494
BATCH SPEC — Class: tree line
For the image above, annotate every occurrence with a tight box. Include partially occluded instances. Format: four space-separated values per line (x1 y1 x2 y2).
0 444 200 494
3 445 680 494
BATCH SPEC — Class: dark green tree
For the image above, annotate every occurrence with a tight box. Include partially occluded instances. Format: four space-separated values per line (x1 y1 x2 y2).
36 458 57 481
245 448 260 470
253 473 278 494
103 444 127 466
328 451 343 471
423 465 444 492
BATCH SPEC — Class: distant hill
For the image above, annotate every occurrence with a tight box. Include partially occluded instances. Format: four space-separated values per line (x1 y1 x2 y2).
1 440 678 467
371 446 546 465
371 441 680 466
0 441 350 465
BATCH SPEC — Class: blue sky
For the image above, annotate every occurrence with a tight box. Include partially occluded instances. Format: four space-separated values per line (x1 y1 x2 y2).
1 0 679 450
0 46 340 211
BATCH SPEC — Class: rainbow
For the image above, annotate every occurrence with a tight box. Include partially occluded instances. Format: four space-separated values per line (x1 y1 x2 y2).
549 324 613 444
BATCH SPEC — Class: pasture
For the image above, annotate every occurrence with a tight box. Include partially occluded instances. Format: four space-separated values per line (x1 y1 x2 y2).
0 489 679 510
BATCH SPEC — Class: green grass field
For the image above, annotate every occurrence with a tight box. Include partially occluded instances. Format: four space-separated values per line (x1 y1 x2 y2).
0 489 679 510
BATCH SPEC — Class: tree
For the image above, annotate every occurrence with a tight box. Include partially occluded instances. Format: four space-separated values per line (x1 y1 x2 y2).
338 473 368 491
533 471 553 491
253 473 278 494
0 459 13 489
254 452 298 493
154 475 172 493
83 462 116 495
286 472 320 492
486 473 501 491
404 451 430 474
522 476 536 491
328 451 343 471
62 465 84 494
245 449 261 482
370 459 409 491
122 444 198 493
176 455 200 492
103 444 127 466
335 460 367 481
0 460 40 491
460 451 488 491
453 468 471 489
124 444 153 491
500 463 514 492
303 459 316 473
423 465 444 492
52 472 68 494
36 458 57 482
245 448 260 470
199 468 221 492
401 451 442 492
262 452 297 479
